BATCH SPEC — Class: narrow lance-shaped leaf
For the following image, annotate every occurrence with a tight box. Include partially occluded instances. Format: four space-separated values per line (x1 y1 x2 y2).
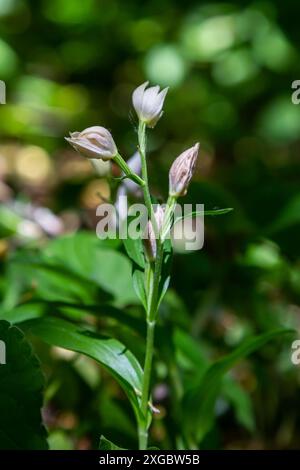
122 216 145 269
222 376 255 432
183 328 294 443
23 317 144 422
157 239 173 308
132 268 148 311
174 207 233 224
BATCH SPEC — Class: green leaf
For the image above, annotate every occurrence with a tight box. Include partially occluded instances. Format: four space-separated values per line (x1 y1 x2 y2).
16 299 145 335
0 320 48 449
132 268 147 310
12 259 101 304
7 232 138 307
266 194 300 234
183 328 294 443
99 392 137 439
175 208 233 224
123 235 145 269
43 233 137 305
222 377 255 432
4 248 107 307
0 302 45 324
24 317 143 421
48 430 73 450
99 435 125 450
174 328 208 374
187 181 252 233
0 206 21 236
44 231 120 266
122 215 146 269
157 239 173 308
123 213 148 310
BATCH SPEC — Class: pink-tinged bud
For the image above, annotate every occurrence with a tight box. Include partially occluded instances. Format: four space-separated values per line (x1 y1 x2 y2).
144 205 165 261
132 82 168 128
65 126 117 161
169 143 199 197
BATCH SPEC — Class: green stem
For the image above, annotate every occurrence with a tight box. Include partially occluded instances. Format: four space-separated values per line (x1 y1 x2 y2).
113 152 145 187
138 194 177 448
137 120 165 450
148 242 164 321
137 122 155 225
139 319 155 450
138 242 164 450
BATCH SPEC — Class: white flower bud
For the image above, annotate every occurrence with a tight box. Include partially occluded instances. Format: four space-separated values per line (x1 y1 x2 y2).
65 126 117 161
132 82 168 128
169 143 199 197
144 205 165 261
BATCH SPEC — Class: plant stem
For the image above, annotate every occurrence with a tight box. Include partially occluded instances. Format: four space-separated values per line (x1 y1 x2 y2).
148 242 164 321
138 242 164 449
139 319 155 450
137 121 155 224
114 152 145 186
137 120 166 450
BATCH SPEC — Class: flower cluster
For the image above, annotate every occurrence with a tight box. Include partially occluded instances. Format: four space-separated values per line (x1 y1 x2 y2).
66 82 200 257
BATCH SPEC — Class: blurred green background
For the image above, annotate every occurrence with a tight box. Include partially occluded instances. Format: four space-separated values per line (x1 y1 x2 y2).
1 0 300 450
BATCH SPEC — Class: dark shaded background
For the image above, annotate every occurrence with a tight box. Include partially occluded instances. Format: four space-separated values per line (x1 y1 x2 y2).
0 0 300 450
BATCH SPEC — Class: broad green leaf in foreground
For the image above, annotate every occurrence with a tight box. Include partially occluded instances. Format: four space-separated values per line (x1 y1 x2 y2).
24 317 143 420
3 298 145 336
0 320 48 450
183 328 294 444
43 232 137 305
5 232 138 308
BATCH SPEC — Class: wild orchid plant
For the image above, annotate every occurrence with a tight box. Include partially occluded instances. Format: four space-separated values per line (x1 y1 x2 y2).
66 82 201 449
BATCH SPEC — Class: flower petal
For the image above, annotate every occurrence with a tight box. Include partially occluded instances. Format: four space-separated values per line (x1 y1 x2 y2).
132 82 149 118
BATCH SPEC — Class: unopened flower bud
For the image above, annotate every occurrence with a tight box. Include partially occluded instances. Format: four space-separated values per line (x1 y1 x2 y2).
132 82 168 128
144 205 165 261
169 143 199 197
65 126 117 161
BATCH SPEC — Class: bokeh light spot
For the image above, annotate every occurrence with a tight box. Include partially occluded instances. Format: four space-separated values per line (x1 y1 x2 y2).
131 19 163 51
43 0 94 24
258 97 300 143
0 0 17 16
144 45 186 87
181 14 235 61
253 27 295 71
213 49 259 86
80 179 110 209
15 146 52 184
0 39 18 78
